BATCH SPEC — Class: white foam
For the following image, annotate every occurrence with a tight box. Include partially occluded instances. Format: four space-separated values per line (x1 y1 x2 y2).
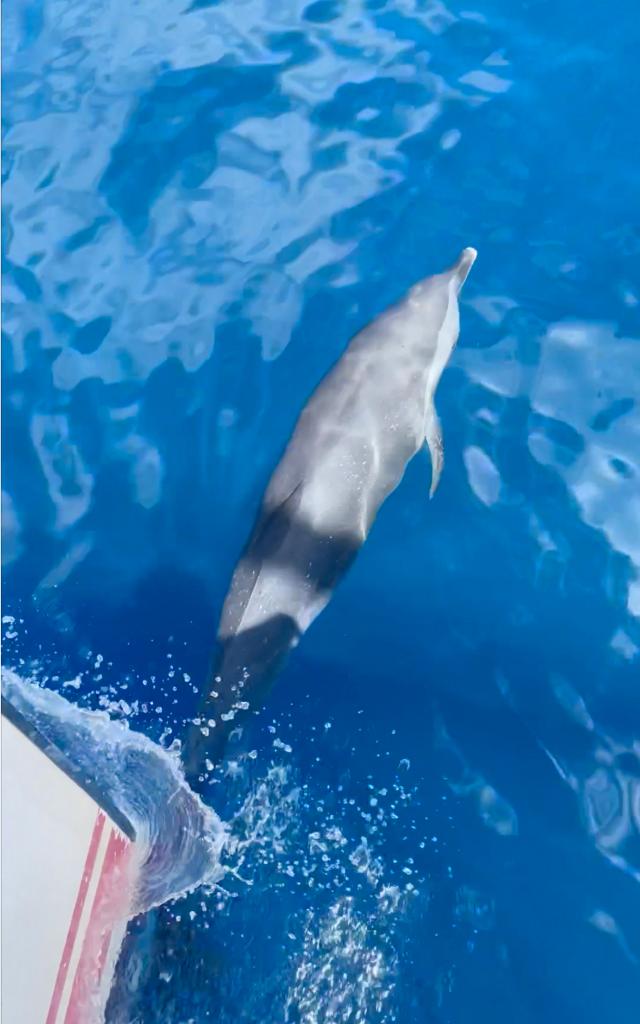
1 668 226 914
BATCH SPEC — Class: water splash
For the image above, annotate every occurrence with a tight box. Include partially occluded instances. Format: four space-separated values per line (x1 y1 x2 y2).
4 654 437 1021
285 895 398 1024
1 668 226 913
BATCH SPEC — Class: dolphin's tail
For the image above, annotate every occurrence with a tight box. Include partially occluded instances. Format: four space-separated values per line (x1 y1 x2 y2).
449 246 477 291
182 613 299 785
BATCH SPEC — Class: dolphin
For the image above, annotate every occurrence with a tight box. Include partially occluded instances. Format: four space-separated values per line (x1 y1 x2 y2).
184 247 477 780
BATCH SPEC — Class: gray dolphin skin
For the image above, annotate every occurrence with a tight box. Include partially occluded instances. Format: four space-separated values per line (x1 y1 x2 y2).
184 247 477 781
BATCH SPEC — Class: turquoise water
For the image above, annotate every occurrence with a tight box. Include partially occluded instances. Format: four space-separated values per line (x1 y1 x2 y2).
3 0 640 1020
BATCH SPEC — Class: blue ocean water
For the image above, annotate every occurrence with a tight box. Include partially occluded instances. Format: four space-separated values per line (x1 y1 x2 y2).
3 0 640 1020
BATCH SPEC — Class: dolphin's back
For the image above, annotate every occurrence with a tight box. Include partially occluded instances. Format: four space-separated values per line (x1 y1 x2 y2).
183 249 476 780
266 337 426 536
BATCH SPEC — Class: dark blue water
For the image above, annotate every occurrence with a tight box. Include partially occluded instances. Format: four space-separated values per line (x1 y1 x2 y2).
3 0 640 1020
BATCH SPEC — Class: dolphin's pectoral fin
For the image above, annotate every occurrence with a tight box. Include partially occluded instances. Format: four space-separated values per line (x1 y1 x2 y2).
425 406 444 498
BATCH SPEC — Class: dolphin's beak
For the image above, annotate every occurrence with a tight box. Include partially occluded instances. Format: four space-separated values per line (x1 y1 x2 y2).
451 247 477 291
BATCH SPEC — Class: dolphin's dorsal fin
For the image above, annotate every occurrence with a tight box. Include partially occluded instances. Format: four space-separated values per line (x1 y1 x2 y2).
425 406 443 498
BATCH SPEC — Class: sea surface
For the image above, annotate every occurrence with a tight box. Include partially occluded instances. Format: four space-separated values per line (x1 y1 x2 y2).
2 0 640 1021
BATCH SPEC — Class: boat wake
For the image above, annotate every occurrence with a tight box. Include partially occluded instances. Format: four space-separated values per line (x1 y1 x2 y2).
1 667 226 914
2 661 441 1021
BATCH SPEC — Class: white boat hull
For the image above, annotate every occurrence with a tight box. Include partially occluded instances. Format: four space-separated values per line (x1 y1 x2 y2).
2 702 137 1023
